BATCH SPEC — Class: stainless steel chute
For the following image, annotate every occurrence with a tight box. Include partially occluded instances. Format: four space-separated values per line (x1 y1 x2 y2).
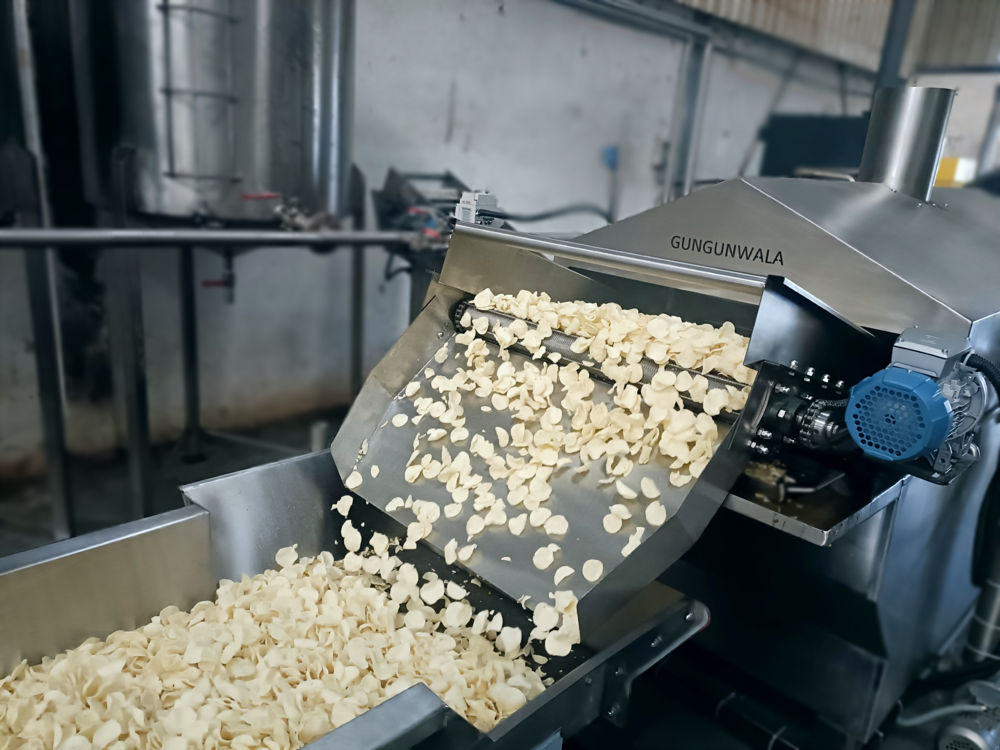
331 214 892 651
0 452 707 749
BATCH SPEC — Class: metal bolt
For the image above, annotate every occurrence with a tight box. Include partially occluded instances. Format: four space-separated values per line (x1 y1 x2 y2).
805 366 816 377
756 428 773 440
775 384 791 395
437 331 444 338
835 380 845 390
776 408 787 419
821 373 830 384
651 635 663 648
685 610 696 622
614 665 626 677
790 360 799 370
749 441 771 456
608 702 622 718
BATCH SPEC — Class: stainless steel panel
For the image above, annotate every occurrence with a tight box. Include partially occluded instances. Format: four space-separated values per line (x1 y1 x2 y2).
0 506 214 674
181 452 343 582
305 683 449 750
449 222 766 302
721 479 904 547
579 177 1000 334
109 0 353 220
744 276 880 385
749 177 1000 327
577 179 968 332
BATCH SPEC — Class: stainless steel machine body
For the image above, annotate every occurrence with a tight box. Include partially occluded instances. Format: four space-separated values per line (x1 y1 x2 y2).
571 175 1000 740
326 135 1000 740
0 452 707 749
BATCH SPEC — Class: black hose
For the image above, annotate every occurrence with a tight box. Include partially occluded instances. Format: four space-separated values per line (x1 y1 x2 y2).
477 203 612 224
902 658 1000 703
972 462 1000 587
969 354 1000 399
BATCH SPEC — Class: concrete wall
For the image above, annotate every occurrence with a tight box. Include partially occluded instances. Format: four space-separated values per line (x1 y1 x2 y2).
0 0 874 476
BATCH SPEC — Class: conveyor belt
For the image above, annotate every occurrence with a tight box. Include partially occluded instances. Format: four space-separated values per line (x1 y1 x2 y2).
335 290 750 642
452 300 747 421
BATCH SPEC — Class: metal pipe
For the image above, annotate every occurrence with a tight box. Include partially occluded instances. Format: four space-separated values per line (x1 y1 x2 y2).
453 222 766 290
976 85 1000 177
203 430 300 457
13 0 74 539
0 228 422 248
857 86 954 202
681 40 712 198
107 151 153 521
178 246 204 461
874 0 917 91
315 0 355 219
23 251 74 539
554 0 711 40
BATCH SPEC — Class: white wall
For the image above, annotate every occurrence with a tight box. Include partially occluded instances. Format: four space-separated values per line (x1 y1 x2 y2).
0 0 875 476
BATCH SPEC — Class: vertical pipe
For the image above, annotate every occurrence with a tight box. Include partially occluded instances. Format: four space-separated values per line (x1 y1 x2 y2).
317 0 355 219
13 0 73 538
178 245 203 461
23 250 74 539
682 40 712 197
350 244 364 396
666 37 711 201
857 86 954 202
107 150 153 519
976 85 1000 177
874 0 917 92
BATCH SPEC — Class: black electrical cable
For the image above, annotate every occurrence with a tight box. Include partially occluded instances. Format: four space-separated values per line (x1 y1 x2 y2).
476 203 612 224
902 658 1000 704
969 354 1000 399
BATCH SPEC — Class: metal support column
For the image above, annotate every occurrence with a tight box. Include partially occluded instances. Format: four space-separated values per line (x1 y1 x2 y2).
13 0 74 538
350 246 364 397
23 250 74 539
107 150 152 518
178 246 204 462
667 37 713 201
874 0 917 91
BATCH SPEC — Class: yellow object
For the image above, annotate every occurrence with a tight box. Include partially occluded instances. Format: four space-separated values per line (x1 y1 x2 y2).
936 156 978 187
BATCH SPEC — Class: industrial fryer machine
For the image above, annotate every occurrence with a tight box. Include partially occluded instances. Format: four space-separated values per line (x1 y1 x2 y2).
4 86 1000 748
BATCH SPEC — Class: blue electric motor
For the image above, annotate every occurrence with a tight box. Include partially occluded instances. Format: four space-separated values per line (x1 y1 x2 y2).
846 366 953 461
844 329 988 479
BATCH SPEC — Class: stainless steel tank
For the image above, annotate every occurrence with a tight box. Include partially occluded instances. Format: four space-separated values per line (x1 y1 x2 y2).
108 0 354 222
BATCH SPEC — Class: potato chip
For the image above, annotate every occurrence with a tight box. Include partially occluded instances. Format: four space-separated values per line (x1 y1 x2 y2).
582 559 604 582
645 501 667 526
553 565 574 586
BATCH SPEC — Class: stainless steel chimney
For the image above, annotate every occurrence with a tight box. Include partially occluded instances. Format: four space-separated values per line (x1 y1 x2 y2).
858 86 954 202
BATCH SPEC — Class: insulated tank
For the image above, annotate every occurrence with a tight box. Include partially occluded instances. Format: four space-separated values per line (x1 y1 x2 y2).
104 0 353 222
